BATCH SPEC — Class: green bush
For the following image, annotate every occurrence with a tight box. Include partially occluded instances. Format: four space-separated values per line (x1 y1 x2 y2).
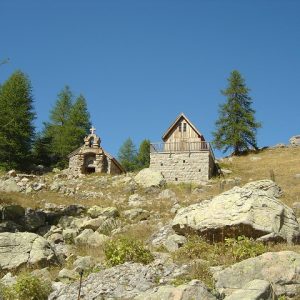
224 235 267 262
104 237 154 266
0 274 52 300
173 235 267 266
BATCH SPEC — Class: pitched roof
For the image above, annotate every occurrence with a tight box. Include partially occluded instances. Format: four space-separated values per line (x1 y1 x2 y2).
162 113 203 141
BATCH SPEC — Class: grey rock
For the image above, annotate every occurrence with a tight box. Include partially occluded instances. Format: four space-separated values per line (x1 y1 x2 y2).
0 272 17 287
172 180 300 243
58 268 78 283
31 267 52 283
32 182 45 191
87 206 119 219
150 224 177 248
0 178 21 192
80 216 107 231
74 229 109 247
62 228 78 243
128 193 147 207
134 280 216 300
0 220 24 233
292 202 300 217
73 256 95 273
135 168 166 188
49 260 185 300
7 170 17 177
224 279 275 300
20 208 46 231
289 135 300 145
164 234 187 252
0 232 57 270
214 251 300 298
123 208 150 221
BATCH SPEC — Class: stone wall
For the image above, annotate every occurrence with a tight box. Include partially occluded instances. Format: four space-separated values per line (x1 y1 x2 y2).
150 151 214 183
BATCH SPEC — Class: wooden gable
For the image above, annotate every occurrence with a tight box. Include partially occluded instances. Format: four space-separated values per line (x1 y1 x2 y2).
162 113 205 143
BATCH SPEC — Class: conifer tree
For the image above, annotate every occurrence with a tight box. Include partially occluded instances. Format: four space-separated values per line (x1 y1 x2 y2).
68 94 91 149
0 70 35 170
137 139 150 169
118 138 138 172
212 70 261 155
41 86 92 168
45 85 73 167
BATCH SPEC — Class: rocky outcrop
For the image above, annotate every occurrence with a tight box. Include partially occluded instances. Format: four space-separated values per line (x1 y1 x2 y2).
224 279 275 300
134 280 216 300
134 168 166 188
49 259 187 299
0 232 58 270
213 251 300 298
289 135 300 145
172 180 300 243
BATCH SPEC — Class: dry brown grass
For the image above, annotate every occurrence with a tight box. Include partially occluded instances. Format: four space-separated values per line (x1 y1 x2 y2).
218 146 300 207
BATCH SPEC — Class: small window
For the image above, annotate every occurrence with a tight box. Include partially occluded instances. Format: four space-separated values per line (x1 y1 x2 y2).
178 123 182 132
183 123 187 132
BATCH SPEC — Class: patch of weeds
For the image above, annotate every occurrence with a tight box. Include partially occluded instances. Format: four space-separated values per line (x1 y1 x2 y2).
0 273 52 300
171 262 214 290
104 237 154 266
173 235 267 266
224 235 267 262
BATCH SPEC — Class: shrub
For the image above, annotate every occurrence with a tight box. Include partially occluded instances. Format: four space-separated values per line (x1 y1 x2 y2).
104 237 154 266
173 235 267 266
224 235 267 262
0 274 52 300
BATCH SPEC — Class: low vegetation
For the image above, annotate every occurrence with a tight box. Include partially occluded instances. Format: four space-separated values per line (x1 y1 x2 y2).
0 274 52 300
104 237 154 266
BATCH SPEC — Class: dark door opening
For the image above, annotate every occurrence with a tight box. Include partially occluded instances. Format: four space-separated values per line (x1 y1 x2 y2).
86 166 95 174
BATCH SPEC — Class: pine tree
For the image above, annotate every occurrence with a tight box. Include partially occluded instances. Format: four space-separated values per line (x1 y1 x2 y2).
0 70 35 170
212 70 261 155
68 94 91 150
41 86 92 168
137 139 150 169
118 138 138 172
45 85 73 167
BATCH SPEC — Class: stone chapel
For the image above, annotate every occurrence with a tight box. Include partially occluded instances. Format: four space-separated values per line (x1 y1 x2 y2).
68 127 124 175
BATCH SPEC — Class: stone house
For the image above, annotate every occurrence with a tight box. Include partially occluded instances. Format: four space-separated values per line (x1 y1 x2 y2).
68 127 124 175
150 113 215 183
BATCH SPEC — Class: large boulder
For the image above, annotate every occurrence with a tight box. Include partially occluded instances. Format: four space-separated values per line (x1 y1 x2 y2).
49 260 186 299
0 232 57 270
213 251 300 298
172 180 300 243
0 178 21 192
134 168 166 188
289 135 300 145
134 280 216 300
224 279 275 300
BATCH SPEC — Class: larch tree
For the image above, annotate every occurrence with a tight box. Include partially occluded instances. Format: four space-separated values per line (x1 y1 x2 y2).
137 139 150 169
68 94 91 150
118 138 138 172
212 70 261 155
0 70 35 170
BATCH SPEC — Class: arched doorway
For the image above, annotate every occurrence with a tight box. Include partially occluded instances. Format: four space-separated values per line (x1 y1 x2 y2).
84 153 96 174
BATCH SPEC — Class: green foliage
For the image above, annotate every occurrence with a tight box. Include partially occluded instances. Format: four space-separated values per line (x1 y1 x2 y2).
104 237 154 266
0 274 52 300
137 139 150 169
212 70 261 155
118 138 138 172
224 235 267 261
173 235 267 266
118 138 151 171
0 70 36 170
36 86 91 168
171 262 214 289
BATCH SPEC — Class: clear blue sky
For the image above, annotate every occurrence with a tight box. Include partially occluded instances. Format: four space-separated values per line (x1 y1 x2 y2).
1 1 299 158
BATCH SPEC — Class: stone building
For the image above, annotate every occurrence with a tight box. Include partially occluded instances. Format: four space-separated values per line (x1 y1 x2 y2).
150 113 215 183
68 127 124 175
